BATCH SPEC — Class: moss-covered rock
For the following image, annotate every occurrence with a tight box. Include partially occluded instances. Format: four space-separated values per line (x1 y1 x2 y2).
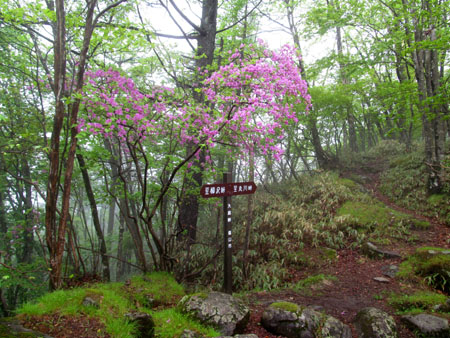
398 247 450 293
178 292 250 336
261 302 352 338
354 307 398 338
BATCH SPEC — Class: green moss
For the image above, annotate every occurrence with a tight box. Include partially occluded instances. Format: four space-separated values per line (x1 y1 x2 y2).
152 308 220 338
388 291 448 313
270 301 300 313
292 274 337 293
128 271 185 307
335 199 429 243
337 200 395 227
337 177 359 190
320 248 337 262
397 247 450 292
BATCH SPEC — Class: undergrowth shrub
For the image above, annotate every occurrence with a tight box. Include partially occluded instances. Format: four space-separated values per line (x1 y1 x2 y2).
226 172 363 290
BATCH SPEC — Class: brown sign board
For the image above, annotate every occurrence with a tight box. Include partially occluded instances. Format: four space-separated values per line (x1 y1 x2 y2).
200 182 257 198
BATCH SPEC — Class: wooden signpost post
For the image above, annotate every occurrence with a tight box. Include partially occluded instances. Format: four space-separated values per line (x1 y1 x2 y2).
200 173 257 294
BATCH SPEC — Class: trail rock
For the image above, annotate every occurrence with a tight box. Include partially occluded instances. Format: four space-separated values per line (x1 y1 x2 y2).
82 296 99 308
354 307 398 338
373 277 390 283
381 264 399 278
125 312 155 338
361 242 401 259
261 302 351 338
180 329 203 338
401 313 449 337
178 292 250 336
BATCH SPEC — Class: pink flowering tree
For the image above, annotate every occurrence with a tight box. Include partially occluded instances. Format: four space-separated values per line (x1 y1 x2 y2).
79 41 310 271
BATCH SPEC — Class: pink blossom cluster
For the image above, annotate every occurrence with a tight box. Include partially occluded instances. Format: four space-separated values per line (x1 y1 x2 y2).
79 41 310 164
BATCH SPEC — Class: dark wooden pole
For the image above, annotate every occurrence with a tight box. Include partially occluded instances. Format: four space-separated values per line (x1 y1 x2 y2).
223 172 232 294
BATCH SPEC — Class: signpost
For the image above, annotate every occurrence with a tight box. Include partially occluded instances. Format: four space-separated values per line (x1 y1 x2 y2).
200 174 257 294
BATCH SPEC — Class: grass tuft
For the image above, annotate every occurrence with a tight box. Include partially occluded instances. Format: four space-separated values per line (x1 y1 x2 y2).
388 291 448 314
152 308 220 338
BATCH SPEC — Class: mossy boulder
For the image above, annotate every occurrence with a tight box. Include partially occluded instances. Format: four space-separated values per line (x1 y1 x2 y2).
261 301 351 338
354 307 397 338
399 247 450 293
178 292 249 336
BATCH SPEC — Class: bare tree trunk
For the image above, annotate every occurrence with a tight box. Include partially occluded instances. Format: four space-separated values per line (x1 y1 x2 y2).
20 159 34 264
76 151 110 282
116 213 125 280
242 153 254 279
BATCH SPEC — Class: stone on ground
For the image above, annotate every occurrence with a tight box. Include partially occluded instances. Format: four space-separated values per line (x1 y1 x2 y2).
401 313 449 337
354 307 397 338
178 292 250 336
361 242 401 259
261 301 351 338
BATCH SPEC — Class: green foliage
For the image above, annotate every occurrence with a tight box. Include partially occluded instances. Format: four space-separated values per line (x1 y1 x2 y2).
0 259 47 310
388 291 448 314
238 261 288 291
152 308 220 338
397 247 450 293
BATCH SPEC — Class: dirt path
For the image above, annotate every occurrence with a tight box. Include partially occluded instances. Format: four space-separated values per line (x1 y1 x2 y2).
243 168 449 338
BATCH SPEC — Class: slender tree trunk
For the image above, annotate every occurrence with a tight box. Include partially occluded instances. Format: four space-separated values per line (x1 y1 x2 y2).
20 159 34 264
116 213 125 280
243 153 254 279
76 151 110 282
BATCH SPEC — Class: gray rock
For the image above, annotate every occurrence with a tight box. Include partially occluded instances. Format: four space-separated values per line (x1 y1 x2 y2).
381 264 399 278
261 302 351 338
125 311 155 338
361 242 402 259
180 329 204 338
82 296 100 308
373 277 390 283
179 292 250 336
401 313 449 337
354 307 398 338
